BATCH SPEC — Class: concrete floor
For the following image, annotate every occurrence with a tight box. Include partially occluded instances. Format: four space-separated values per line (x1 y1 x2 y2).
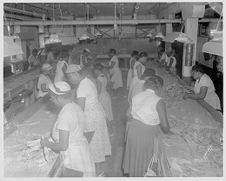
103 88 129 177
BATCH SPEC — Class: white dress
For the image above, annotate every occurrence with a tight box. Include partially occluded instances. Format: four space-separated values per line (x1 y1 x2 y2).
54 60 68 83
36 74 52 98
51 103 96 177
109 55 123 89
131 89 161 126
128 61 145 102
127 57 135 90
194 74 221 110
97 74 114 122
77 78 111 163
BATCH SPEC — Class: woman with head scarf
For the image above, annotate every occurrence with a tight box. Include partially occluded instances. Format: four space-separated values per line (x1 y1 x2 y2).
123 77 172 177
40 81 95 177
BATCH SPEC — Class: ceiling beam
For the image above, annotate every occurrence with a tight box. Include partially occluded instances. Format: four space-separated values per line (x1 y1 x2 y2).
7 19 181 26
4 6 44 18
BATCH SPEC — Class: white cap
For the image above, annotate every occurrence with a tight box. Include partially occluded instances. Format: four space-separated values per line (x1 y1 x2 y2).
41 64 52 71
66 64 81 74
49 81 71 95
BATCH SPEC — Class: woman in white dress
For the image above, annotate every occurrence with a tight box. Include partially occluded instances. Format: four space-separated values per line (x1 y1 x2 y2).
184 64 221 110
75 65 111 175
107 48 123 92
36 64 53 99
128 52 147 103
94 63 114 122
54 57 68 83
41 81 95 177
127 50 139 90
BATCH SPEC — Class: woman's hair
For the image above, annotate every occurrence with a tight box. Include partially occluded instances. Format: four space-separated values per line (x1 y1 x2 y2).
32 48 38 54
153 75 164 88
79 65 95 78
131 50 139 57
142 68 156 79
109 48 116 54
139 51 148 57
93 63 104 71
144 77 159 90
192 64 205 74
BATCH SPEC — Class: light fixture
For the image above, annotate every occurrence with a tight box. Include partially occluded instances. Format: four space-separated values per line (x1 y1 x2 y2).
94 32 102 37
175 33 193 43
155 32 165 39
146 32 153 38
154 3 165 40
79 34 90 41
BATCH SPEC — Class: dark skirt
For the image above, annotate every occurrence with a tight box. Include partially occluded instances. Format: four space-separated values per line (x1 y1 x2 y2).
123 119 162 177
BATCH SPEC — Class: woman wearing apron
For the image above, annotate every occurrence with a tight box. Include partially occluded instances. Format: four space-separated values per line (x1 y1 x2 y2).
40 81 95 177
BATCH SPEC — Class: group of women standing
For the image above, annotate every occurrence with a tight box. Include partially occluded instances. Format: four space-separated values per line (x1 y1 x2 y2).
36 44 222 177
37 47 125 177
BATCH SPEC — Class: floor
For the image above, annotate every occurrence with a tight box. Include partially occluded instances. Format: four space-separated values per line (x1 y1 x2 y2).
103 88 129 177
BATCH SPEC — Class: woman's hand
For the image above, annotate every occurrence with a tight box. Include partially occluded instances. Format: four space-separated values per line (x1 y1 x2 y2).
40 137 49 147
183 93 191 100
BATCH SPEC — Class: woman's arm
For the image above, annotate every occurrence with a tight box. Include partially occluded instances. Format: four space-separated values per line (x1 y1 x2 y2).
136 64 142 79
96 79 102 95
156 99 171 134
184 86 208 100
77 97 86 111
41 130 69 152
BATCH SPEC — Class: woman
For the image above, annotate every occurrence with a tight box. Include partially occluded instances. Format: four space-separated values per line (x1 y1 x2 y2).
76 65 111 175
54 57 68 83
127 50 139 90
159 47 176 74
183 64 221 111
28 48 40 69
107 48 123 93
36 64 53 99
94 63 114 122
40 81 95 177
123 77 172 177
80 48 92 69
128 51 147 102
128 68 156 103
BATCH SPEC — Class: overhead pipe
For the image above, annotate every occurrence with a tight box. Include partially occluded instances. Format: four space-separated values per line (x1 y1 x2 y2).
7 19 181 26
